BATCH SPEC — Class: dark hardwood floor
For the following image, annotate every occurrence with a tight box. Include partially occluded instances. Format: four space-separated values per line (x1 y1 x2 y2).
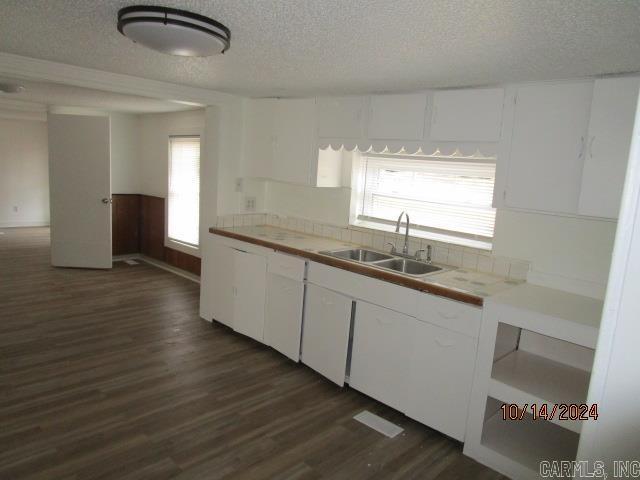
0 227 504 480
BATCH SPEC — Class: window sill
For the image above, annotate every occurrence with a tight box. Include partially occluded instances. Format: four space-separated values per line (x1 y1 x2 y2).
351 219 493 252
166 238 200 258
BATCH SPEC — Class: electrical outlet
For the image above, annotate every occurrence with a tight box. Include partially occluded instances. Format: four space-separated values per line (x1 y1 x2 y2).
235 178 243 193
244 196 256 212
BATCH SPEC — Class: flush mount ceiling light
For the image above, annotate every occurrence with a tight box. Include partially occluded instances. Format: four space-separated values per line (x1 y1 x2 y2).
117 6 230 57
0 83 25 94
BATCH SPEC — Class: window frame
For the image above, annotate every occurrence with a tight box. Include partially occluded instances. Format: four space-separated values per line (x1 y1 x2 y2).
350 152 496 250
166 134 201 256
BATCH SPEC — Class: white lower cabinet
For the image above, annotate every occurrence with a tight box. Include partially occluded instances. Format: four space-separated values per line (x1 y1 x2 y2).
264 273 304 361
232 249 267 342
200 239 235 328
405 319 478 441
349 301 412 411
301 284 353 386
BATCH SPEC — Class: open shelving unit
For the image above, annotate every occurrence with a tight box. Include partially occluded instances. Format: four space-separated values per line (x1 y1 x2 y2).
463 283 603 479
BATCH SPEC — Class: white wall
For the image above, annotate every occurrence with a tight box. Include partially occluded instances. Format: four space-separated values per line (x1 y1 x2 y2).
138 109 205 197
493 209 616 297
110 113 140 194
0 118 49 227
266 180 351 226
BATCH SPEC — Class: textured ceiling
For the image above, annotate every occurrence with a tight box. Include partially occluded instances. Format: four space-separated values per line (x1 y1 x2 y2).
0 0 639 97
0 77 196 113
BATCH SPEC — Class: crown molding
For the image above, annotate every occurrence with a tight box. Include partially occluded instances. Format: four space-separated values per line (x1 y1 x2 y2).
0 97 46 112
0 97 47 121
0 52 239 106
0 108 46 122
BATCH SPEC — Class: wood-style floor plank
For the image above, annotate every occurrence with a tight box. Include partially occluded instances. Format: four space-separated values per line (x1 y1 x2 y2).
0 227 504 479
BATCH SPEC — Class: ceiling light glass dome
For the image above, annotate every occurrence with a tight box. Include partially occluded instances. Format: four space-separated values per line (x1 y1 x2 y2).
117 6 230 57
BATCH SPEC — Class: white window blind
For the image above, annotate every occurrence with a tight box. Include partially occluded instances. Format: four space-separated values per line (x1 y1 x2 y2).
168 136 200 247
359 155 496 239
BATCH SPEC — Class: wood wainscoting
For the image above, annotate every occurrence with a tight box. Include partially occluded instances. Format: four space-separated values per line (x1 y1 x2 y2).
112 194 201 276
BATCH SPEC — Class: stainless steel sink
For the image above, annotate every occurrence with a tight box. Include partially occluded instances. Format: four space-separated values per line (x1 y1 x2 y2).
374 258 443 276
321 248 394 262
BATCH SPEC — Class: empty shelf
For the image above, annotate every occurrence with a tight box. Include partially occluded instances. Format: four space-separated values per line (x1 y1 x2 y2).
489 350 591 433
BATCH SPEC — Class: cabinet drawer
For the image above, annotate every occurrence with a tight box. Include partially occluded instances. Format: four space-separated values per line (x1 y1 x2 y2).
307 262 416 317
416 292 482 338
267 251 306 281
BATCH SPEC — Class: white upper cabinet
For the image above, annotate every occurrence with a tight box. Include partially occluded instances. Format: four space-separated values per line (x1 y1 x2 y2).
273 98 317 185
578 77 640 219
242 98 276 179
430 88 505 142
317 96 366 139
242 98 318 186
504 81 593 214
367 93 428 140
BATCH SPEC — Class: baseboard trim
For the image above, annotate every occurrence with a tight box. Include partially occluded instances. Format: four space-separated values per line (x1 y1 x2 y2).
113 253 200 284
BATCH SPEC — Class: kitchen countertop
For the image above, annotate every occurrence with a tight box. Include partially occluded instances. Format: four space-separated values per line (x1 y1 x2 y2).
209 225 523 307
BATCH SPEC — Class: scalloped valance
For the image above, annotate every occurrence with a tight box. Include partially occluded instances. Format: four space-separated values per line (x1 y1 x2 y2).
317 139 498 158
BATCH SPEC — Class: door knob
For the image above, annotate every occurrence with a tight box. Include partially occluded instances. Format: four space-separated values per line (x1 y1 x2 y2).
101 198 112 204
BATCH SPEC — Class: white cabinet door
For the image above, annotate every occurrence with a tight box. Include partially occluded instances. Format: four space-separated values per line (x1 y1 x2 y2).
505 81 593 214
579 77 640 218
406 319 478 441
349 301 412 411
431 88 505 142
273 98 317 185
242 98 276 178
264 273 304 361
301 284 353 386
317 96 366 139
233 249 267 342
367 93 428 140
200 239 235 328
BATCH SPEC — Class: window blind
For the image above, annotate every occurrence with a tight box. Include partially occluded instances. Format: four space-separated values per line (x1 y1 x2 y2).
359 155 496 239
168 136 200 247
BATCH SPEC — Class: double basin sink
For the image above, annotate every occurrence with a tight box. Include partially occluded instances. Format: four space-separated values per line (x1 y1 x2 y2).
319 248 443 278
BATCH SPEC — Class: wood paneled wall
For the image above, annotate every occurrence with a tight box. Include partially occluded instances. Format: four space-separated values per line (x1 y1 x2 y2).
112 194 141 255
112 194 201 276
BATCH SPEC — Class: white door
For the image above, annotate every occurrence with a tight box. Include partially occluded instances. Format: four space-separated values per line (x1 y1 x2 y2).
233 249 267 342
200 238 235 327
349 301 412 411
48 113 112 268
405 319 477 441
505 82 593 214
579 77 640 218
301 284 353 386
264 273 304 361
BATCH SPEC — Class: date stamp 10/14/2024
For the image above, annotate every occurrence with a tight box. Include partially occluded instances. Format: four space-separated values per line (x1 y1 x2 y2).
501 403 599 422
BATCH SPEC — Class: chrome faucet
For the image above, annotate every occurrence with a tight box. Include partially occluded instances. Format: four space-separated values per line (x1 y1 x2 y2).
395 211 410 255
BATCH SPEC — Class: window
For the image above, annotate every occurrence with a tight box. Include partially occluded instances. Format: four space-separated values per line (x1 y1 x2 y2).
168 136 200 248
356 154 496 241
